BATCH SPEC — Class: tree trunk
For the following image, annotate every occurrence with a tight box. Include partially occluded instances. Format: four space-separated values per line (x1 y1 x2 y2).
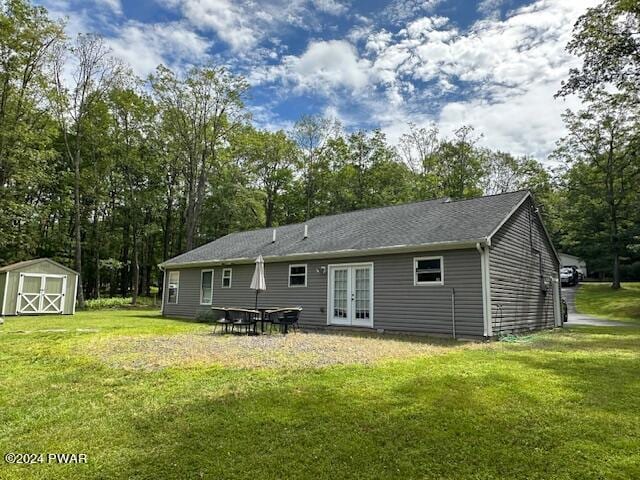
74 145 85 309
612 254 621 289
94 210 100 299
121 219 130 297
132 225 139 306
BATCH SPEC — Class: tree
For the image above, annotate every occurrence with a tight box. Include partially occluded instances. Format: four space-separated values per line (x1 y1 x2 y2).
292 115 340 220
150 65 249 251
553 90 640 288
51 33 123 307
397 122 441 199
437 126 487 199
0 0 64 263
484 151 550 195
558 0 640 97
236 127 298 227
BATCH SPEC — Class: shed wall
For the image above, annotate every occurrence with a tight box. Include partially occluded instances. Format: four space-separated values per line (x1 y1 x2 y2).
3 261 77 315
163 249 485 337
489 198 559 333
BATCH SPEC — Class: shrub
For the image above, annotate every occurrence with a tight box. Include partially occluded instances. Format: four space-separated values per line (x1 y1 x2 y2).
84 296 158 310
194 310 217 323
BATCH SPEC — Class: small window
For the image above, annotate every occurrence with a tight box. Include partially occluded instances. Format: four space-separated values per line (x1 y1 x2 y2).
222 268 232 288
167 271 180 304
288 264 307 287
200 269 213 304
414 257 443 285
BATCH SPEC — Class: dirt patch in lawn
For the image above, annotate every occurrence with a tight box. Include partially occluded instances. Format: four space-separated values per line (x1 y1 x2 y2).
82 331 486 370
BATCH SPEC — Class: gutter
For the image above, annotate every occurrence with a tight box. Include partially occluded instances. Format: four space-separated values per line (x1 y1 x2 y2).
158 238 487 270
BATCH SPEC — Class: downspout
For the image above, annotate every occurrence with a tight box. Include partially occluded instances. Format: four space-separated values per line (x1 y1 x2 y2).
450 287 456 339
159 265 166 315
476 242 493 338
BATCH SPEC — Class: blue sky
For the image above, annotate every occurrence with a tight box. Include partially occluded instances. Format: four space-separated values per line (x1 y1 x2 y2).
39 0 597 159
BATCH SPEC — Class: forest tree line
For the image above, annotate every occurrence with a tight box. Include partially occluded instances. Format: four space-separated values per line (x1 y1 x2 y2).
1 0 638 306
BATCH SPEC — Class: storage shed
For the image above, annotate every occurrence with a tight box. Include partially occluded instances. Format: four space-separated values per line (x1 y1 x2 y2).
0 259 78 316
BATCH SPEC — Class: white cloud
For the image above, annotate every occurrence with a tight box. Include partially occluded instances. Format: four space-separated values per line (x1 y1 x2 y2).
166 0 257 52
95 0 122 14
437 81 580 158
477 0 504 19
157 0 350 54
381 0 444 24
346 0 598 158
276 40 371 94
312 0 348 16
107 22 211 77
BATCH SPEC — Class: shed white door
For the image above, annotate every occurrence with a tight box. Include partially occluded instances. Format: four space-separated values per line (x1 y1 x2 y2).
328 263 373 327
17 274 67 314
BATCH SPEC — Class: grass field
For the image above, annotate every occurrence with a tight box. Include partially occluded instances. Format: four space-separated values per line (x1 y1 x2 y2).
576 282 640 324
0 310 639 479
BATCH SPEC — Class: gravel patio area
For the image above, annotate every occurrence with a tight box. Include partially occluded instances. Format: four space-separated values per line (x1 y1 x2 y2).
83 331 486 370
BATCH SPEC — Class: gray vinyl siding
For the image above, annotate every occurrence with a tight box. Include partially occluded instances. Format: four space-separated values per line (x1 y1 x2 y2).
163 249 485 337
489 198 559 334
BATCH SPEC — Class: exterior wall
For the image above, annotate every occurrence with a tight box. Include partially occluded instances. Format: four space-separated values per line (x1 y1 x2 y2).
163 249 485 337
489 198 560 334
3 261 77 315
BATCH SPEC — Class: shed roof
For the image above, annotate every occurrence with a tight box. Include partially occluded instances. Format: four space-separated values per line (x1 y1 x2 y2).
0 258 78 275
162 190 534 268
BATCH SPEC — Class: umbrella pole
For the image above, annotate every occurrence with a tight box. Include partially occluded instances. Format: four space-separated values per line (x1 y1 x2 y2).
255 290 259 309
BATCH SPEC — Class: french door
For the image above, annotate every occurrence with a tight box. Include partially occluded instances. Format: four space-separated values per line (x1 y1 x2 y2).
17 274 67 314
328 263 373 327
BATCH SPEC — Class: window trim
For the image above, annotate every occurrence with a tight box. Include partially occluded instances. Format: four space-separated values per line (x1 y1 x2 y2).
413 256 444 286
221 268 232 288
167 271 180 304
288 264 308 288
200 269 214 305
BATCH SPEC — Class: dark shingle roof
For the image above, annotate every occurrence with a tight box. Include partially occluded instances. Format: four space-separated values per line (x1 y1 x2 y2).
162 190 530 267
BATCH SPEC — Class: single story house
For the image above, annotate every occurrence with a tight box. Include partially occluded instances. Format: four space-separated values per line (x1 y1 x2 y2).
0 258 79 316
159 190 562 338
559 252 587 277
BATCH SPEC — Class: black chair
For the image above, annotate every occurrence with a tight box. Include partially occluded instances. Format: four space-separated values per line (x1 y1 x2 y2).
230 308 259 335
270 308 301 334
212 308 233 334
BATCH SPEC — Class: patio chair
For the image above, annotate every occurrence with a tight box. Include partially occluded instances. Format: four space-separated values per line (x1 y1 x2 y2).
230 308 259 335
212 308 233 334
270 307 301 334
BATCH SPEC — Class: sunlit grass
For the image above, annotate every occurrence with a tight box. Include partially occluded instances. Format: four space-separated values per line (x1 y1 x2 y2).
576 282 640 324
0 310 638 479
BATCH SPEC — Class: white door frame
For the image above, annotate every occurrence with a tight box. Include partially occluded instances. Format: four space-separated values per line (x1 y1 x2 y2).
17 273 67 315
327 262 374 328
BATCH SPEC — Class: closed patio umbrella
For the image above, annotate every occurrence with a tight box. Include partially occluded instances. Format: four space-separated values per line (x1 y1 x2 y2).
250 255 266 308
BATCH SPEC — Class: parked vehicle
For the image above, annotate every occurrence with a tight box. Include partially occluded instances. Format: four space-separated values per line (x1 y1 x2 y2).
568 265 585 281
560 267 579 286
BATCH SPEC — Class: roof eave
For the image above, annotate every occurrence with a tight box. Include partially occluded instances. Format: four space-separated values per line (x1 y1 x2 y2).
158 238 488 269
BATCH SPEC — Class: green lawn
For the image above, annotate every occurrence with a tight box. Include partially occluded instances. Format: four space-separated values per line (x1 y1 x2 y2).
576 282 640 324
1 310 639 479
